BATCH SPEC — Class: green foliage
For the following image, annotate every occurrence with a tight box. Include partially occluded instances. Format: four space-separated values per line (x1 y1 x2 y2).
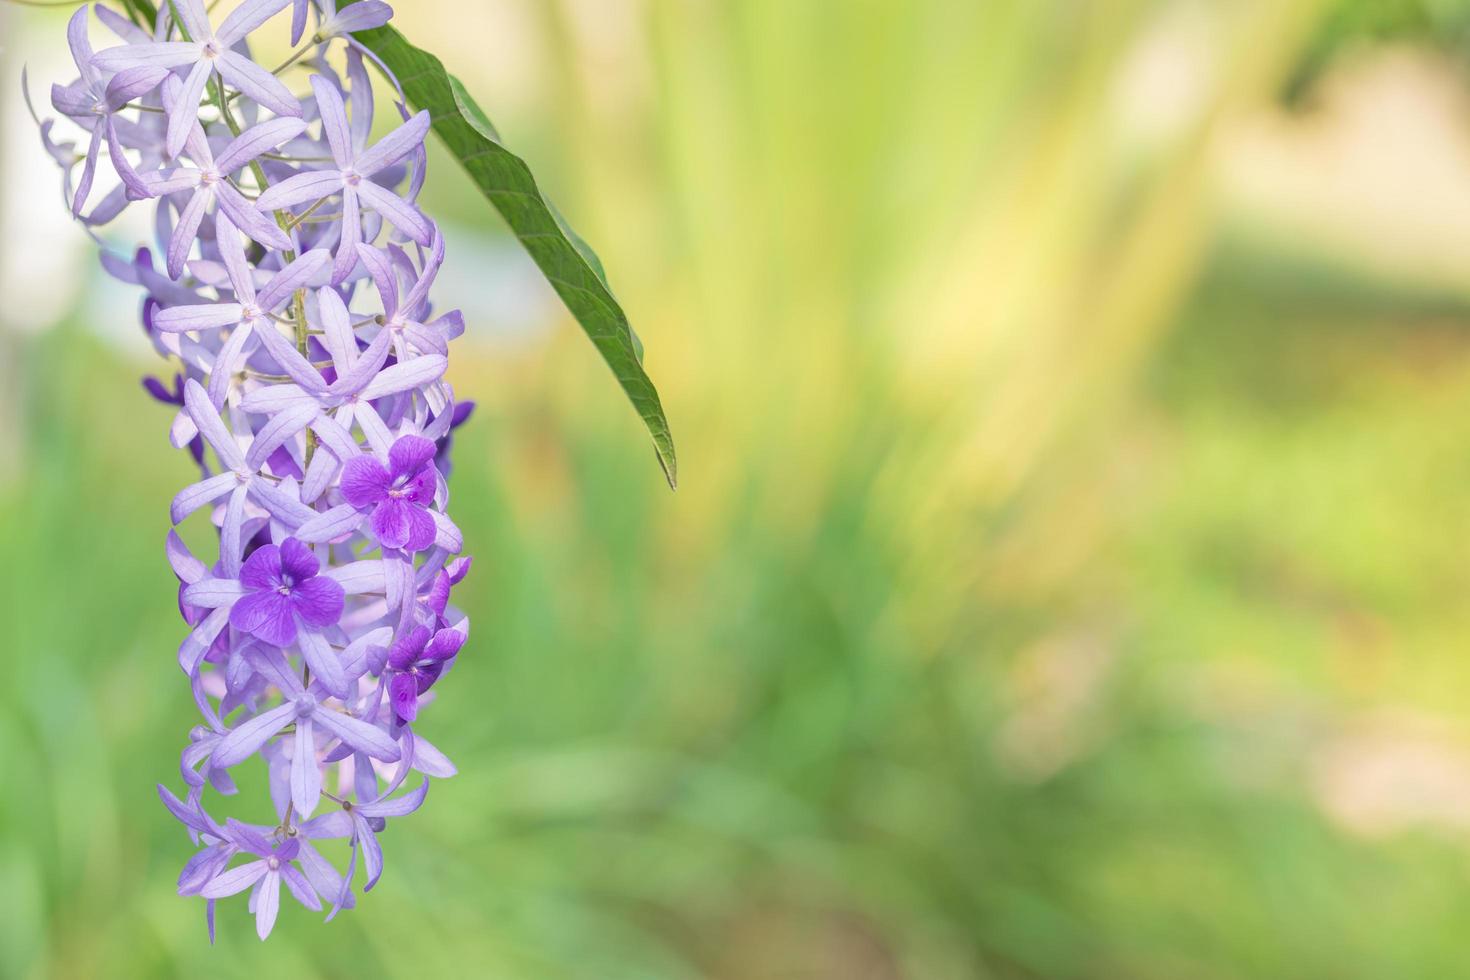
346 9 677 488
118 0 159 27
1287 0 1470 98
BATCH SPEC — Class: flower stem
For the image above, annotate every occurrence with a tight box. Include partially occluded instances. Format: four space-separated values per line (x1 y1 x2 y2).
207 74 319 473
285 196 332 231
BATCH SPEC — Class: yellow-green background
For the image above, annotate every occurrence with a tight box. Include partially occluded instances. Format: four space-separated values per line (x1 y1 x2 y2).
3 0 1470 977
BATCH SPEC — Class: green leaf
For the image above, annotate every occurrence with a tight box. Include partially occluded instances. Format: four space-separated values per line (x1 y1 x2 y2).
123 0 159 27
348 19 677 489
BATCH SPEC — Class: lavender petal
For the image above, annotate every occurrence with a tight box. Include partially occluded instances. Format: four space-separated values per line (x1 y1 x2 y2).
199 859 268 900
290 716 321 817
313 710 400 761
212 702 296 768
354 110 430 178
218 51 303 120
296 627 348 697
216 0 292 47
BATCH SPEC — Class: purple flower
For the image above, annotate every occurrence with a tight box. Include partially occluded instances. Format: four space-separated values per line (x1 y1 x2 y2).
234 286 447 505
199 821 318 941
101 245 200 314
169 378 256 578
256 75 431 283
92 0 302 158
290 0 311 45
385 625 464 723
341 778 427 892
228 537 344 648
209 646 401 812
133 112 305 278
152 216 328 403
181 724 236 795
285 808 356 919
286 0 394 47
49 8 167 216
357 230 465 358
341 434 441 552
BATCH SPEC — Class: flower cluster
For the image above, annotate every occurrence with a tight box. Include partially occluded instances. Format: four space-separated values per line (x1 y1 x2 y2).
35 0 475 940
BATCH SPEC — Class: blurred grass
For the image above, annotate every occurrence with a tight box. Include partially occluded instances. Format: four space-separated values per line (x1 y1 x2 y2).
7 0 1470 977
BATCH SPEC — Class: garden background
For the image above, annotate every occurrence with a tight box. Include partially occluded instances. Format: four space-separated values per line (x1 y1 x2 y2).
4 1 1470 977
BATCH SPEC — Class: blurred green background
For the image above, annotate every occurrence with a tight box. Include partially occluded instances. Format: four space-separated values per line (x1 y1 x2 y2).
6 0 1470 976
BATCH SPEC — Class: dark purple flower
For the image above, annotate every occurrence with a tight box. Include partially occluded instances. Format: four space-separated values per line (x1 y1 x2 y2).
229 537 344 647
141 295 159 335
341 435 439 552
420 569 452 627
141 374 178 405
385 625 463 723
414 558 470 631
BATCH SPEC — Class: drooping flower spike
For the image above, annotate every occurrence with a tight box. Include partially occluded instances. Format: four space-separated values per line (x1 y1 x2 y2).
33 1 473 941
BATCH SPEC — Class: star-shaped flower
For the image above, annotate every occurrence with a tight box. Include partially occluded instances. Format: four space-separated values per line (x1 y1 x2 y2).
92 0 303 159
356 234 465 358
256 75 431 283
199 821 318 941
48 8 168 216
209 644 400 810
153 223 328 404
340 779 427 892
135 109 305 279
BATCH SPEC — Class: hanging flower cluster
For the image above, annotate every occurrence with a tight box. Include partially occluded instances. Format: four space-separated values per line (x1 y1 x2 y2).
34 0 475 940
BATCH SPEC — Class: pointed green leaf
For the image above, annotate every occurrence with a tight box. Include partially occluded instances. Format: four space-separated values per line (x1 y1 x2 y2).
348 18 677 488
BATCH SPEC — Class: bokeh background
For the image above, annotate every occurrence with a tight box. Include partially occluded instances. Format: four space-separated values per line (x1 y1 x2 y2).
4 0 1470 976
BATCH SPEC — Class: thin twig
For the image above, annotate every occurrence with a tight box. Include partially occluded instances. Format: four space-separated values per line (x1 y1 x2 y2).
284 195 332 231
